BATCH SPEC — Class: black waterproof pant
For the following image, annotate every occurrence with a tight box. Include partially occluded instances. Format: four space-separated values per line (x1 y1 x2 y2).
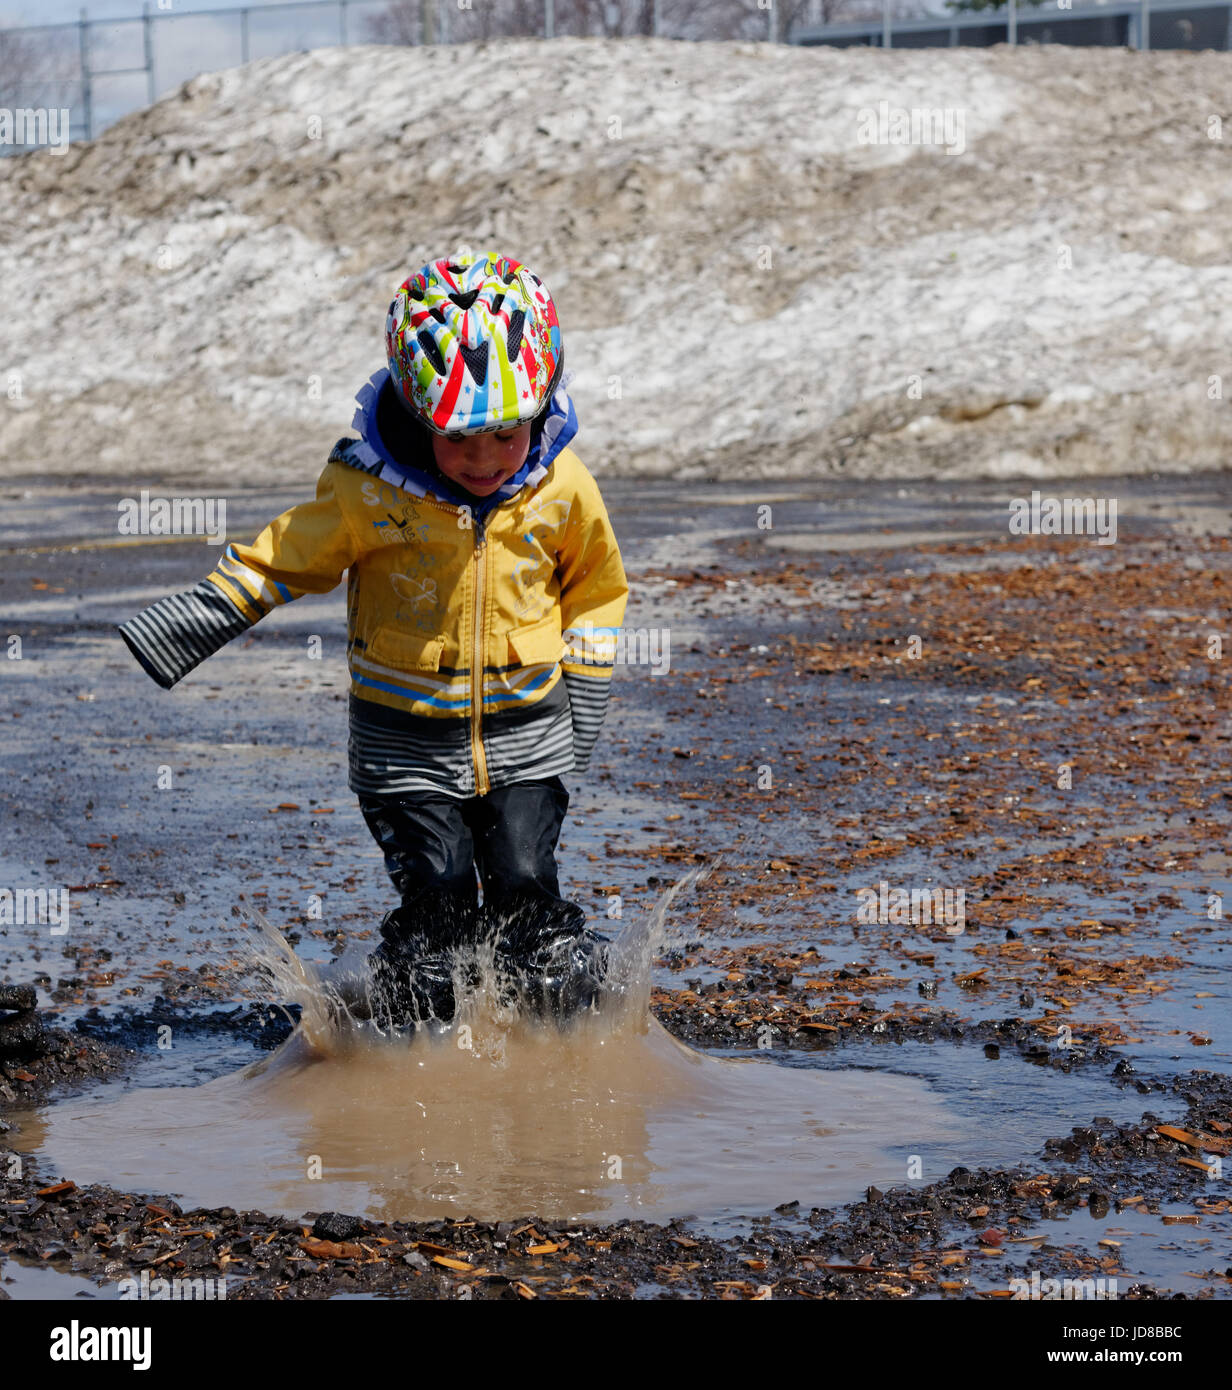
358 775 586 950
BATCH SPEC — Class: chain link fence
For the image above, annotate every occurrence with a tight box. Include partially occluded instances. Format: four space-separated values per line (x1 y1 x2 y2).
3 0 1220 155
0 0 931 151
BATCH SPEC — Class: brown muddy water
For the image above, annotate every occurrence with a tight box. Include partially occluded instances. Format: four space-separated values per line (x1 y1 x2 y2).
11 1015 951 1227
9 885 954 1226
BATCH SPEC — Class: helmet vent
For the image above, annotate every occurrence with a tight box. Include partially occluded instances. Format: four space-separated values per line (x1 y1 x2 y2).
415 330 447 376
461 341 490 385
506 309 526 361
449 289 480 310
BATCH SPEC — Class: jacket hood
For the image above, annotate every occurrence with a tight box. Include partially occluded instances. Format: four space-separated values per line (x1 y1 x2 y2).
339 368 580 519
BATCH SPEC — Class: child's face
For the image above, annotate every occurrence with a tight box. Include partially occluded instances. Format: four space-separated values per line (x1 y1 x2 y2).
432 423 532 497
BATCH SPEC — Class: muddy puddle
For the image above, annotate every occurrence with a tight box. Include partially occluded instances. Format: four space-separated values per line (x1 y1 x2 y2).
9 1015 957 1229
7 1004 1165 1240
5 881 1195 1240
783 1040 1151 1166
8 886 960 1229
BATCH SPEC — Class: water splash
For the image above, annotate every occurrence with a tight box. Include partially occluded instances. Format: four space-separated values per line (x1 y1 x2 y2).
598 861 715 1027
238 862 717 1055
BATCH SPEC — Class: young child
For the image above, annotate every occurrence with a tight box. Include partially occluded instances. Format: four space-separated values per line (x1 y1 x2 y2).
119 251 629 1025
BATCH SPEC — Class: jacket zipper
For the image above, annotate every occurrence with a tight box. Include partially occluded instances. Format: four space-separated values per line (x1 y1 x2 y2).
418 493 493 796
470 514 490 796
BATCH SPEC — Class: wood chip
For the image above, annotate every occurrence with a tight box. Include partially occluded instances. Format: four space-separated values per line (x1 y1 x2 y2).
298 1237 365 1260
1156 1124 1203 1149
1179 1156 1216 1173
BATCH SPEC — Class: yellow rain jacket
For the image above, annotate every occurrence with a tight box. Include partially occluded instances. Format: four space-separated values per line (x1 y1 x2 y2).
119 373 628 799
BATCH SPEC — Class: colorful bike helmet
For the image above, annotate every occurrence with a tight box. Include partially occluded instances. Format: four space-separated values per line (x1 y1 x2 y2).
385 251 563 436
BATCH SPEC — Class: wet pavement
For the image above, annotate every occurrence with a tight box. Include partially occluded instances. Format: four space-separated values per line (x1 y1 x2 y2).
1 470 1229 1298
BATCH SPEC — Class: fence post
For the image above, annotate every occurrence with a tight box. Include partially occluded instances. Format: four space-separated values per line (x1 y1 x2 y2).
240 7 250 62
1140 0 1151 48
883 0 891 47
79 8 93 142
340 0 348 45
1008 0 1017 43
545 0 555 39
143 1 155 104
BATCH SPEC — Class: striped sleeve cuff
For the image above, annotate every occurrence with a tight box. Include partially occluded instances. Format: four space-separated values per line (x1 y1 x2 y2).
563 623 619 667
209 544 288 621
118 579 255 690
562 667 614 772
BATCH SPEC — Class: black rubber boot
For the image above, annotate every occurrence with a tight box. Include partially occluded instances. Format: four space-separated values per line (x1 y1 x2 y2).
479 889 610 1021
365 887 479 1027
366 934 455 1026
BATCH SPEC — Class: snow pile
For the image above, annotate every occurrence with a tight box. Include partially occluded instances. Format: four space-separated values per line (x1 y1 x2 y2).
2 38 1230 486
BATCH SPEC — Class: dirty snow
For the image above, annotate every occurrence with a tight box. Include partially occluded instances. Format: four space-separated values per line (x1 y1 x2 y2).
1 38 1230 486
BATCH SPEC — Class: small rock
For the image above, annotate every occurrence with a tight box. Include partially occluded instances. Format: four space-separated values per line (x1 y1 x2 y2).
0 1009 48 1062
312 1211 365 1243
